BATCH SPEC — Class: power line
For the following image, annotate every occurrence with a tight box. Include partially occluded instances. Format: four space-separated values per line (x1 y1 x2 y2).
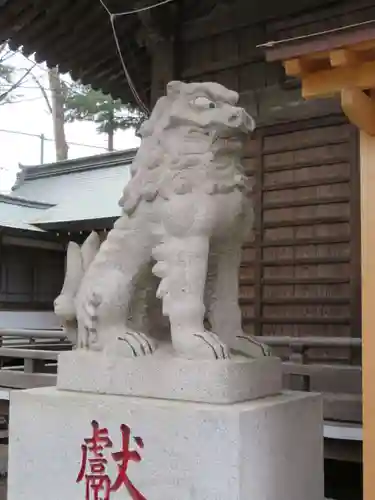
0 128 114 150
0 62 37 101
12 51 76 92
0 96 46 107
0 83 52 91
2 50 77 98
13 51 55 75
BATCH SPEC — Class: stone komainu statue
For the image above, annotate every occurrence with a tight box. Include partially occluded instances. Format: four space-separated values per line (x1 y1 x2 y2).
54 81 270 360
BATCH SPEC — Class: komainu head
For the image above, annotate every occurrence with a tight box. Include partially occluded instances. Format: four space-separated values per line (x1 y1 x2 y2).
138 80 255 141
119 81 255 213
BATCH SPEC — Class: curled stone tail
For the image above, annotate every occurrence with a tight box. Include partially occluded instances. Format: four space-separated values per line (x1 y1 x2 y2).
81 293 101 349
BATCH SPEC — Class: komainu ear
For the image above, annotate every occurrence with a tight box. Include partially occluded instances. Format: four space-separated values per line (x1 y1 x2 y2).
166 80 184 97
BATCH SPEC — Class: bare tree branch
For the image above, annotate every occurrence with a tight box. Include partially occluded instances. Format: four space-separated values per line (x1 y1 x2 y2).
0 47 16 64
30 73 52 114
0 62 37 102
0 43 8 61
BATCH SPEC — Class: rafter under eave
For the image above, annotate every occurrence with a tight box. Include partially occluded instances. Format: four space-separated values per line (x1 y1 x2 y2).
293 60 375 99
282 47 375 136
260 21 375 135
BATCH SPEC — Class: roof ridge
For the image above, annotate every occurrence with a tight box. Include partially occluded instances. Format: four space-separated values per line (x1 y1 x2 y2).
17 148 137 183
0 193 54 209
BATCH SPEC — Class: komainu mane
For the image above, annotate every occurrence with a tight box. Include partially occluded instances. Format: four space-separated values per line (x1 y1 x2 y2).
54 80 270 360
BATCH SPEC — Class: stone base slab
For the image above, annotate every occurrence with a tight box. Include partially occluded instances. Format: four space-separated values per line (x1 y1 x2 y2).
8 388 324 500
57 348 282 403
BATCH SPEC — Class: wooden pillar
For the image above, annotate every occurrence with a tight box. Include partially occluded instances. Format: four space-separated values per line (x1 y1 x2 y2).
360 130 375 499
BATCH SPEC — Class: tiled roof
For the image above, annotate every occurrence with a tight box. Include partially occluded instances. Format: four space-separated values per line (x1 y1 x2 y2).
0 149 135 231
0 194 50 231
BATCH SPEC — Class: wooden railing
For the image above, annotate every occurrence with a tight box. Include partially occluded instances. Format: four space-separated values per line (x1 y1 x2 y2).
0 329 72 442
0 329 71 390
0 331 363 423
0 328 69 347
255 336 362 423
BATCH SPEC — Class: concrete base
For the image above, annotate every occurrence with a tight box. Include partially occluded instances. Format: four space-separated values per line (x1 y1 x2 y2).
57 349 282 403
8 388 324 500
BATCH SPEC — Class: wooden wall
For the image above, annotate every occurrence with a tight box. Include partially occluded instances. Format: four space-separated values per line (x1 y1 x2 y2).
240 117 360 359
174 0 368 350
0 241 65 311
180 0 375 125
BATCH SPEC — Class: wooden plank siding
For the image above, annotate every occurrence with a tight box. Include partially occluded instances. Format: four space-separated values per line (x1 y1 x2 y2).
239 118 360 363
180 1 375 119
0 242 65 311
177 1 363 361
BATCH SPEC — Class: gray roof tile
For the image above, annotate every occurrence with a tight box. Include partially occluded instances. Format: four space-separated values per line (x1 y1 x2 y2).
4 149 135 229
0 195 47 231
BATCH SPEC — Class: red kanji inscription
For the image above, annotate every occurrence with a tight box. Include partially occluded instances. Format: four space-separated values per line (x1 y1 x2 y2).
77 420 146 500
111 424 146 500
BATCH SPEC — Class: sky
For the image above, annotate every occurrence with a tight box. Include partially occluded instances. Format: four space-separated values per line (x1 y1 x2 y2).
0 50 140 193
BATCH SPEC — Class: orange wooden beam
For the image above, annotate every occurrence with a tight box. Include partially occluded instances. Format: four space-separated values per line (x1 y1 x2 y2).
284 57 324 77
360 131 375 500
280 40 375 500
330 48 362 67
301 60 375 98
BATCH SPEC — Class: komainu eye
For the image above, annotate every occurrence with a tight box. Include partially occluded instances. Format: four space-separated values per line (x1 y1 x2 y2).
191 96 216 109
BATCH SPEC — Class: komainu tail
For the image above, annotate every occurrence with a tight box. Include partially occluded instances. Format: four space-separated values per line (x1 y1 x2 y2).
54 231 101 343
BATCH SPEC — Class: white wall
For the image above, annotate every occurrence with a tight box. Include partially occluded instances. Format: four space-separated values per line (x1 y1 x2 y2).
0 311 61 330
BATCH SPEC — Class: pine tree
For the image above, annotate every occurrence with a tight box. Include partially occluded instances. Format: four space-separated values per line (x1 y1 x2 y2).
64 84 146 151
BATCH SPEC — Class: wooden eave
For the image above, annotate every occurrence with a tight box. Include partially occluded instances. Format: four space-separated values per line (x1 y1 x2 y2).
0 0 218 107
0 0 152 105
0 0 344 106
259 19 375 136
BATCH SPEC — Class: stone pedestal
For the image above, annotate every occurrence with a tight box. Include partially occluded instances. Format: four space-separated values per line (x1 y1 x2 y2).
57 349 283 403
8 387 324 500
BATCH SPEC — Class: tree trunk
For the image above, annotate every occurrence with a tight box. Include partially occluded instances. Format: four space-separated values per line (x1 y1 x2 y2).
107 107 115 152
107 129 114 152
48 67 68 161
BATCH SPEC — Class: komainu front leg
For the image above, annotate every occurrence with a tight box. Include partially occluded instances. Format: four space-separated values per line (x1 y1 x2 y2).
76 222 157 358
154 234 229 360
77 267 157 358
207 238 271 358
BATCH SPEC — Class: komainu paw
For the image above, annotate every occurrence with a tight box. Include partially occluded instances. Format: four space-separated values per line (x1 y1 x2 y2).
105 332 157 358
176 331 230 360
232 335 271 358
